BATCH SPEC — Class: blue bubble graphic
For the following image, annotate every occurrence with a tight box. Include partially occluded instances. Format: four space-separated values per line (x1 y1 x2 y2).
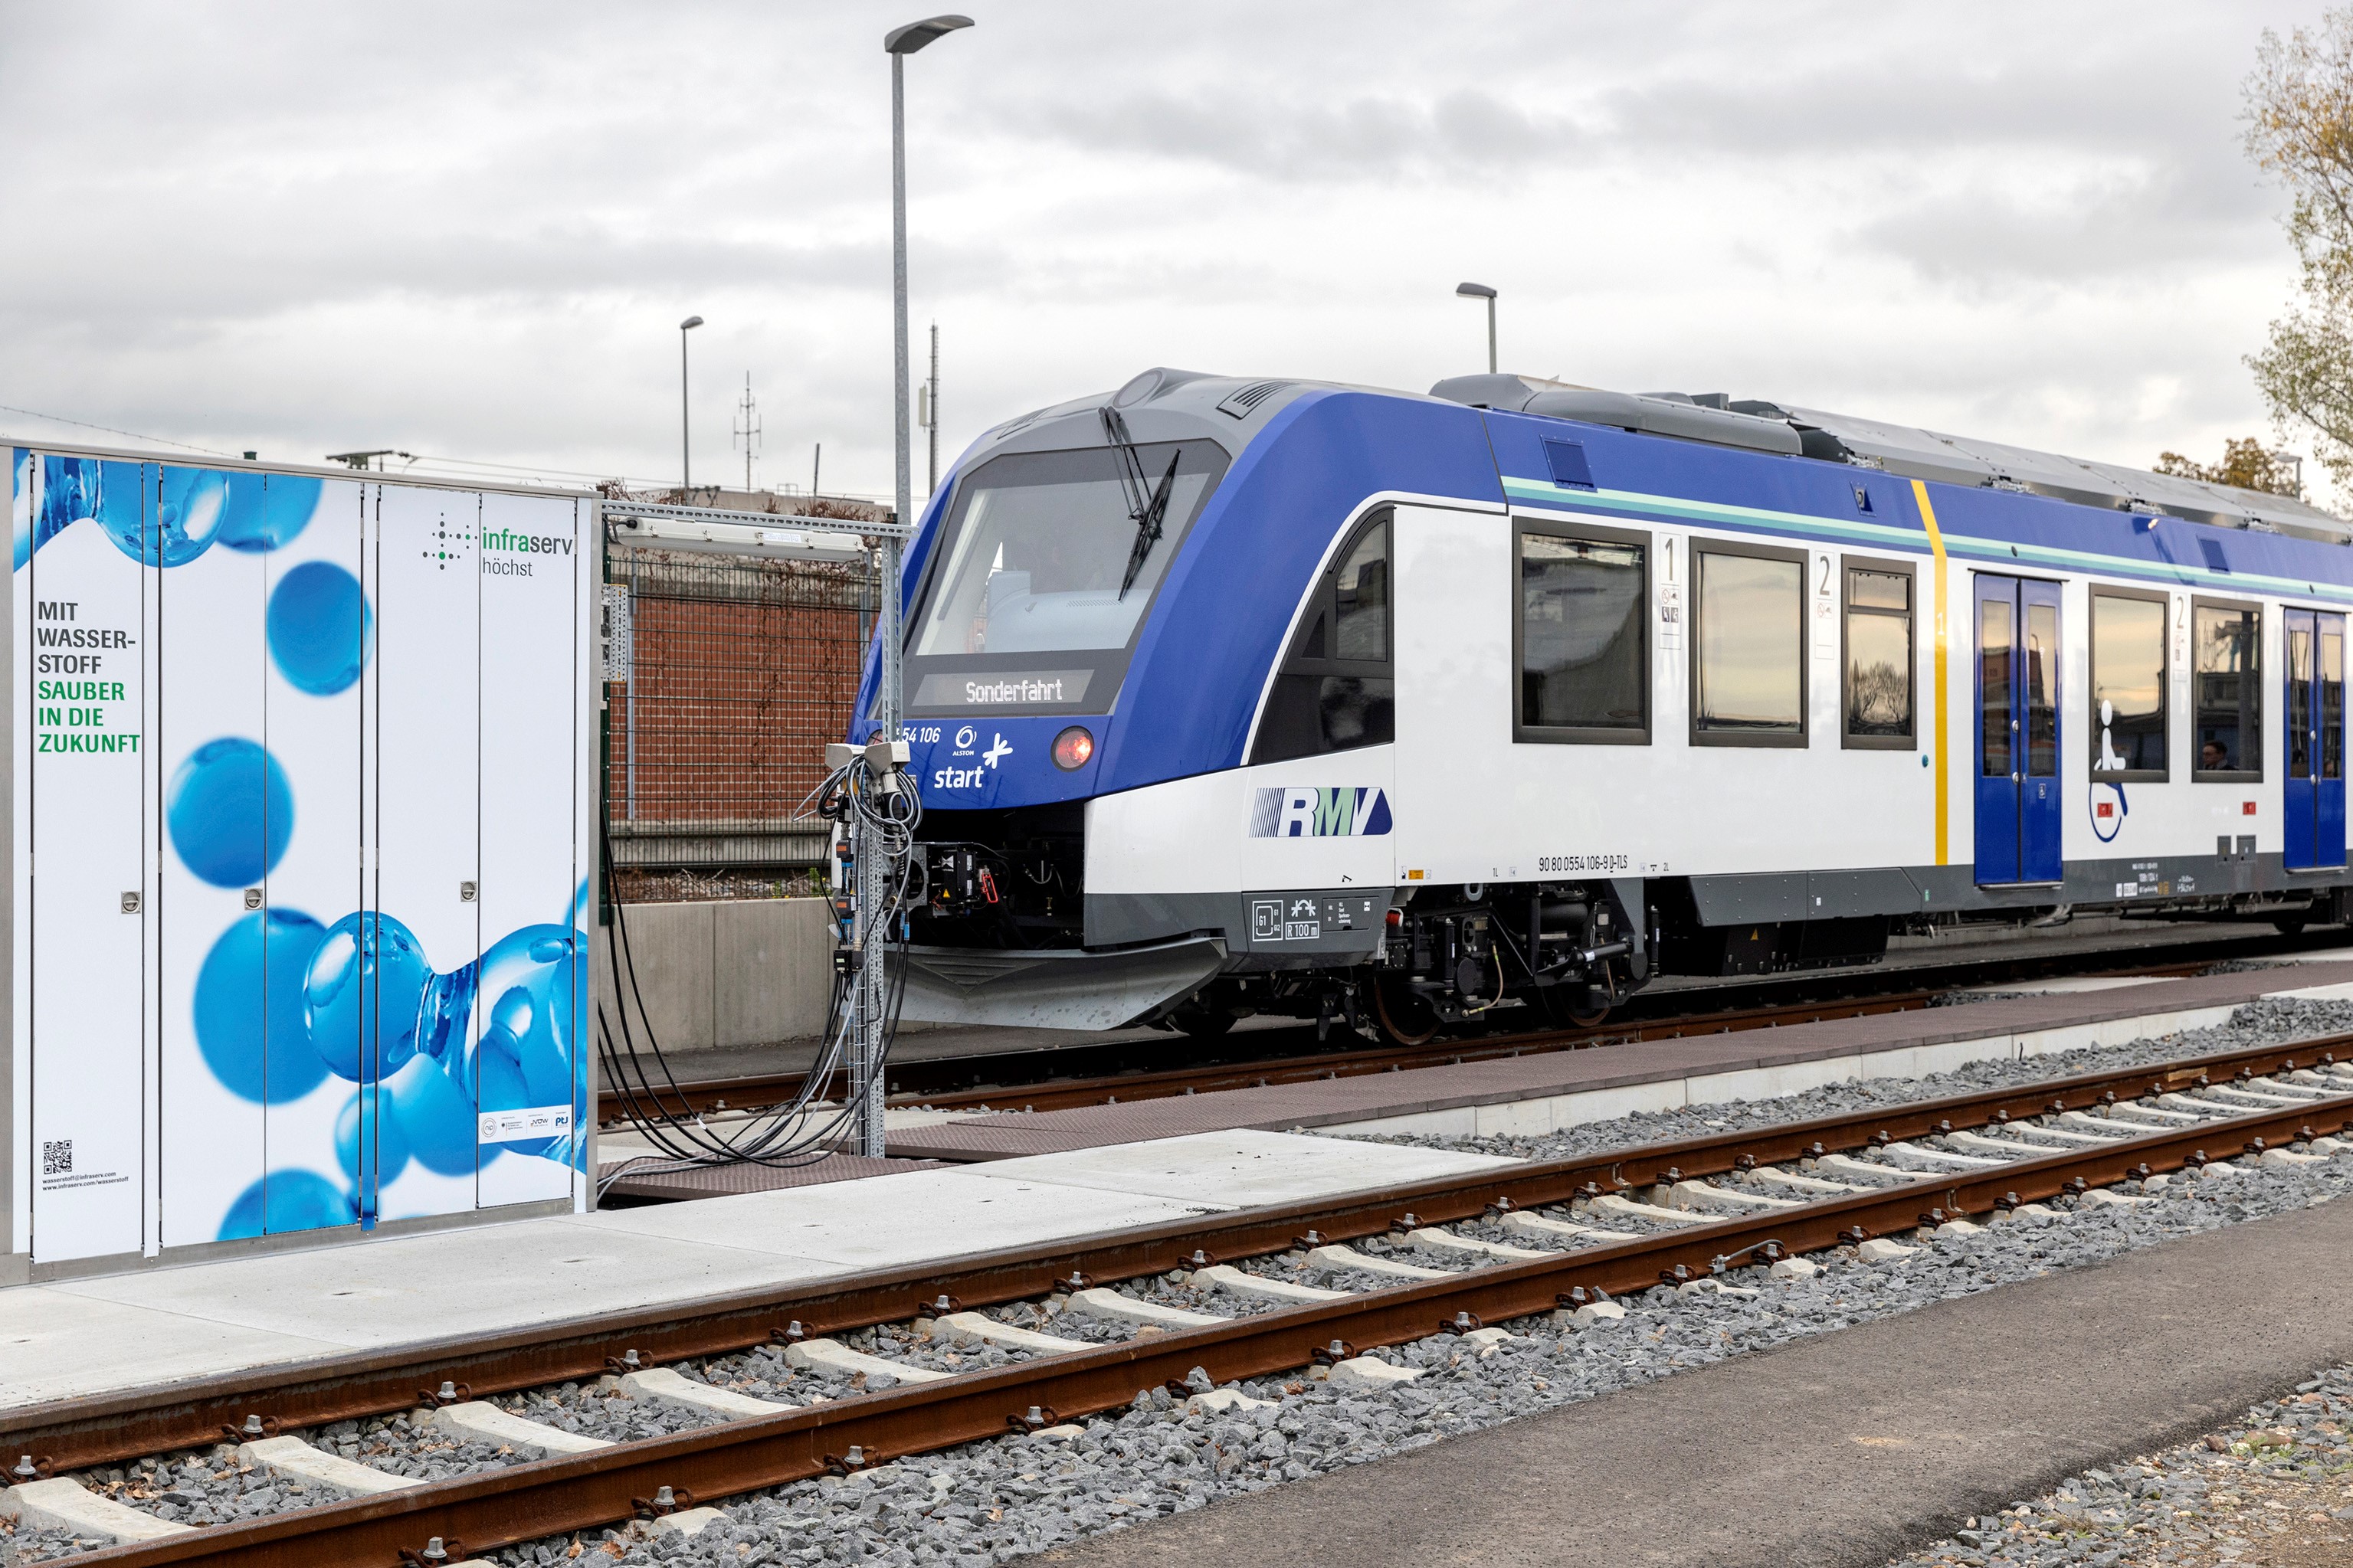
218 1183 264 1241
31 456 133 565
303 912 432 1082
28 462 313 566
11 450 28 571
417 961 479 1079
149 466 230 566
333 1090 411 1187
221 474 320 553
218 1168 355 1241
95 460 154 562
384 1054 481 1177
167 738 293 888
470 925 581 1159
193 908 329 1104
267 561 371 696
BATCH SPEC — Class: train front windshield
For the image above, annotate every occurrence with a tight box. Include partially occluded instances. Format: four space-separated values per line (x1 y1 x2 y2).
906 439 1227 716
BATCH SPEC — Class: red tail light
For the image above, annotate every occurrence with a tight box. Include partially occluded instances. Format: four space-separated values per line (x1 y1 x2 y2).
1052 726 1095 770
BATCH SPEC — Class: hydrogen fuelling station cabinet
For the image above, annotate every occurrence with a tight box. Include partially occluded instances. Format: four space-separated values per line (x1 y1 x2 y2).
2 443 598 1279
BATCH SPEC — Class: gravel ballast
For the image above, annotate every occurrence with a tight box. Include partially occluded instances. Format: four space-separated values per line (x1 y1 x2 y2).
1342 994 2353 1164
1886 1363 2353 1567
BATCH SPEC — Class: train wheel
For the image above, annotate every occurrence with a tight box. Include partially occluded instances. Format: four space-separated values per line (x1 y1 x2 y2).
1173 1009 1236 1040
1533 984 1611 1030
1372 977 1440 1046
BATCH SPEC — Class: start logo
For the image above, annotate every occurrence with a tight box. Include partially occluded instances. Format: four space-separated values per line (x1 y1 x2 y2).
933 732 1013 790
1248 786 1393 838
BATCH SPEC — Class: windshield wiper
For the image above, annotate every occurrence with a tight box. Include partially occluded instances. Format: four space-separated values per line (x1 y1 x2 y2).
1119 455 1178 597
1100 405 1181 599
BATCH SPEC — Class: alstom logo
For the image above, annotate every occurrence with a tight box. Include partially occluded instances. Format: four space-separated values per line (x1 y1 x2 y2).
1250 786 1393 838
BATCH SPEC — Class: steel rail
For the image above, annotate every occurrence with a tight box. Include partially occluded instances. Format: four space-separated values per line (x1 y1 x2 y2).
67 1080 2353 1566
11 1035 2343 1475
609 941 2231 1124
599 985 1957 1123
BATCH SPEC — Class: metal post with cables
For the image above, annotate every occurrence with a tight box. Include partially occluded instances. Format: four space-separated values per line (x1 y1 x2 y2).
834 737 917 1159
590 496 916 1187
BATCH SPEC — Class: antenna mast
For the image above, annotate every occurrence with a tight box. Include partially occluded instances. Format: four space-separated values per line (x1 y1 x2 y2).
732 373 762 492
926 321 940 496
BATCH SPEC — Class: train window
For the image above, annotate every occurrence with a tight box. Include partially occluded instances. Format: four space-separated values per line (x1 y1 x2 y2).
1840 559 1914 749
2026 600 2057 777
1513 521 1650 745
2192 599 2262 780
1248 510 1395 764
901 437 1230 717
1332 522 1389 661
2089 588 2168 781
2292 618 2313 778
1980 597 2012 778
1692 540 1807 748
2327 624 2345 781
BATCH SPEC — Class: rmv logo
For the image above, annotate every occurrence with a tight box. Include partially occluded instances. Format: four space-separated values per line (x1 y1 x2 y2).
1249 786 1393 838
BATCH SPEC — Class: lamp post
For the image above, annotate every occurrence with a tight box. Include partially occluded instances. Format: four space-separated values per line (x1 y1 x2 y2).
886 15 971 695
1455 282 1496 374
679 315 704 491
853 12 971 1160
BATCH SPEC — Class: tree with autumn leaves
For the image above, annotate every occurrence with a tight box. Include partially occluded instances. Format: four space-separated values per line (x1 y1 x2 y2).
2154 437 2303 496
2233 13 2353 496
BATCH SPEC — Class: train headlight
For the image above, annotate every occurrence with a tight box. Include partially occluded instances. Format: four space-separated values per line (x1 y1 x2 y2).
1051 726 1096 770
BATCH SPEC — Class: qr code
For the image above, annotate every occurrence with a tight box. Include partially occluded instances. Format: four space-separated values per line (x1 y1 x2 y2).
42 1139 70 1176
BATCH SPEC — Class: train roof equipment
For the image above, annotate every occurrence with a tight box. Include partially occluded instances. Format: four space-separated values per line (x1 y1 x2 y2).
1430 372 2348 543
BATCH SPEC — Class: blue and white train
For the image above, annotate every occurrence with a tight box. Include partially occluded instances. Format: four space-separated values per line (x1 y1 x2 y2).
854 367 2353 1039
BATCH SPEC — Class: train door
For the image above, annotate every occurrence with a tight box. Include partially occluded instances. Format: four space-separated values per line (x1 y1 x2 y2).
1974 574 2062 885
2284 609 2347 872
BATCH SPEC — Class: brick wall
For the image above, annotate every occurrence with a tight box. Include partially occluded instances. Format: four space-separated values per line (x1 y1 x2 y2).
607 549 872 825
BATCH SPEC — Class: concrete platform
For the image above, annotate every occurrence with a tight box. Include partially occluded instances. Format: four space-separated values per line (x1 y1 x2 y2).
0 1132 1512 1414
890 961 2353 1158
1031 1184 2353 1568
975 1131 1519 1209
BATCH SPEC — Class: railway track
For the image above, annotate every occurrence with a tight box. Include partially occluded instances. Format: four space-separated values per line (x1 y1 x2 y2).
603 983 1956 1123
18 1034 2353 1566
601 938 2271 1125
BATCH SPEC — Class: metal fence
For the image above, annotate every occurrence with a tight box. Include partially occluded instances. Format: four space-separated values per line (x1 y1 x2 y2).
604 542 876 899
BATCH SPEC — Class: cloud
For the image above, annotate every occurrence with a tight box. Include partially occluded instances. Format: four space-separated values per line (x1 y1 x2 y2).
0 0 2338 498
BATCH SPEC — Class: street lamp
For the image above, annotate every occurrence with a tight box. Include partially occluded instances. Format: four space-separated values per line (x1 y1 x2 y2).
881 11 972 736
1456 282 1496 374
886 14 972 630
679 314 704 491
850 11 972 1161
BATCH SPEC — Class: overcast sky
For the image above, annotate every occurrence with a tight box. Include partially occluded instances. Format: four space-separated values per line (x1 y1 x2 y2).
0 2 2340 506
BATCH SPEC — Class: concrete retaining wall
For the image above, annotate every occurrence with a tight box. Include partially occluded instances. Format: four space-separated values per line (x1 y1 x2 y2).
592 897 837 1051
